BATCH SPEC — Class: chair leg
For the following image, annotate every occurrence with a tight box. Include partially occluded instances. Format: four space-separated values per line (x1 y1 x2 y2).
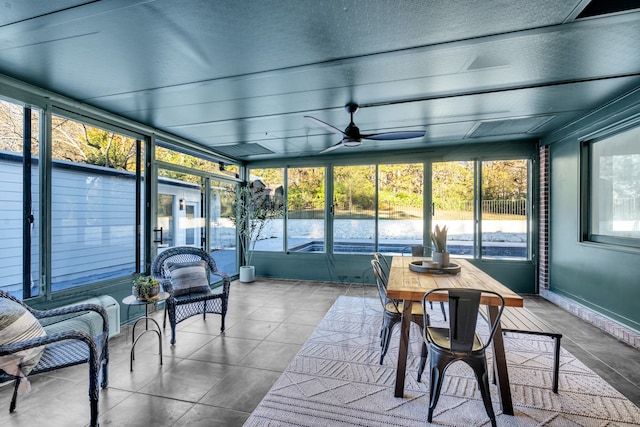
417 341 428 382
220 299 227 333
100 359 109 389
380 325 392 364
90 398 99 427
9 378 19 413
552 337 561 393
380 315 398 364
469 357 497 427
427 363 445 423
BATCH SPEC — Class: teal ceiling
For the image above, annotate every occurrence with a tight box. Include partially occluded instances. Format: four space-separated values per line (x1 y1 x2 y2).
1 1 639 161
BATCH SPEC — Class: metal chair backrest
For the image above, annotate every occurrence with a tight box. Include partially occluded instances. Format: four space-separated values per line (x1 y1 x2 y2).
423 288 504 353
401 245 425 257
373 252 390 282
371 259 400 312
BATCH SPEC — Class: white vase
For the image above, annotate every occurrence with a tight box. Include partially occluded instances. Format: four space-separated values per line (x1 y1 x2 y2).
432 252 450 268
239 265 255 283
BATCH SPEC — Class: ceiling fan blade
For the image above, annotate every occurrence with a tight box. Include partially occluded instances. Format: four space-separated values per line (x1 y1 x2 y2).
362 131 426 141
304 116 347 137
319 140 345 154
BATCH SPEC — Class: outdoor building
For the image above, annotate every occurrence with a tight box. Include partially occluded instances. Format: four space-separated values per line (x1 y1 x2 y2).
0 2 639 426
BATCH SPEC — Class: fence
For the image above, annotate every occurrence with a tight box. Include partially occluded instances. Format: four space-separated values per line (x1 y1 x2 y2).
290 199 527 220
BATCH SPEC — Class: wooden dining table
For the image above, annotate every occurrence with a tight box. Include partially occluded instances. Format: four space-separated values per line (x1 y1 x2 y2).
386 256 523 415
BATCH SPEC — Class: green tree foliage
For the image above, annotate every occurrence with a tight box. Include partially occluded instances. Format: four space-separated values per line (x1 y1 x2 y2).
0 100 39 155
50 115 137 170
433 161 474 212
288 167 325 212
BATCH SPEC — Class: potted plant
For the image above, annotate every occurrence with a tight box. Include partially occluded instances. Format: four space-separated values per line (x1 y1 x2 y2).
132 275 160 301
430 224 449 268
231 183 284 282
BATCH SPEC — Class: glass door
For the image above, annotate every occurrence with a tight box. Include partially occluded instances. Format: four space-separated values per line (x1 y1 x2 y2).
156 168 204 252
432 161 475 257
209 179 237 274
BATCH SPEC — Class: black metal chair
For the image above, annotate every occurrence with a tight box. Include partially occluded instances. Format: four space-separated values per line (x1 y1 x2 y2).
371 259 428 381
421 288 504 427
0 290 109 427
151 246 231 344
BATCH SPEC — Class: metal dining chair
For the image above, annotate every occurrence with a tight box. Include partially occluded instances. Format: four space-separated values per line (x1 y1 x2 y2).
421 288 505 427
371 259 428 381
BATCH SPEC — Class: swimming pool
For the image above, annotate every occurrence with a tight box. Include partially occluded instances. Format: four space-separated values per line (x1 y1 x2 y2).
289 241 526 258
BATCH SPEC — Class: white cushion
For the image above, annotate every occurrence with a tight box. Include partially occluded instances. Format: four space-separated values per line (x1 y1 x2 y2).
0 298 47 381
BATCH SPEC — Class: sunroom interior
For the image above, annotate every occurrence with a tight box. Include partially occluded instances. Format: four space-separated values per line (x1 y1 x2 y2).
1 1 640 425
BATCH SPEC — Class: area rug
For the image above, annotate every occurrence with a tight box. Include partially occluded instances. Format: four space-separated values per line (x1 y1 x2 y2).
245 296 640 426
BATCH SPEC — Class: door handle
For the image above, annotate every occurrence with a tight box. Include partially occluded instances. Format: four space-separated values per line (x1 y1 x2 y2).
153 227 163 244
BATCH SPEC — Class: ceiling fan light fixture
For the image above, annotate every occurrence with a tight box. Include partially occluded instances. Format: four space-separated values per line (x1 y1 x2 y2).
343 139 362 147
306 103 424 153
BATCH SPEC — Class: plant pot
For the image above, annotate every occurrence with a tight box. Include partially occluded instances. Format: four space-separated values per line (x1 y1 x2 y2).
432 251 450 268
239 265 255 283
133 284 160 301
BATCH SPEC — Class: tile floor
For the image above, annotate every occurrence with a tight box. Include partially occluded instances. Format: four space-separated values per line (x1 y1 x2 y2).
1 278 639 427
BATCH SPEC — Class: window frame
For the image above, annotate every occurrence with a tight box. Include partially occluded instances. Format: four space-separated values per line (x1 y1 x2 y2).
580 120 640 250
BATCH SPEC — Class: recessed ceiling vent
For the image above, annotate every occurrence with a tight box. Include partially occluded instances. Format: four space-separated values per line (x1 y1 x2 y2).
215 143 273 158
465 55 509 71
467 116 555 138
576 0 640 19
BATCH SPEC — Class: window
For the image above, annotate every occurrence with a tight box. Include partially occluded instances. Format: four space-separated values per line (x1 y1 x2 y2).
0 99 40 298
209 179 237 273
50 114 143 292
481 160 529 259
249 168 284 252
334 165 376 254
378 163 424 254
433 159 530 260
432 161 475 257
583 124 640 247
287 167 325 252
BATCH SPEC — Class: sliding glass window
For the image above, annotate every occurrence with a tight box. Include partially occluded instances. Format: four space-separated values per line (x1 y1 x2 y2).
378 163 424 254
432 161 475 257
50 114 142 292
334 165 376 254
249 168 285 252
0 99 40 298
287 166 325 252
481 160 529 259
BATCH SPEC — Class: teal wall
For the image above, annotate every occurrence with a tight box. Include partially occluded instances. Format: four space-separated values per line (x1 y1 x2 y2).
545 88 640 333
252 252 536 294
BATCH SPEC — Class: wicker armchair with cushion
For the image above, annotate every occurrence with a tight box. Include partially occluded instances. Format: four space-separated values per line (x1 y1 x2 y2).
0 290 109 427
151 246 231 345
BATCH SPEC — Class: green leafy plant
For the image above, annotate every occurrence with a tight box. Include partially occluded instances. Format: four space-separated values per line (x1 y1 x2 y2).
133 275 160 301
231 184 284 267
430 224 448 253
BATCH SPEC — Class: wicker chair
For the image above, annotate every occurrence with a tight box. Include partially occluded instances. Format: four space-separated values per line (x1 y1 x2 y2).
151 246 231 345
0 290 109 427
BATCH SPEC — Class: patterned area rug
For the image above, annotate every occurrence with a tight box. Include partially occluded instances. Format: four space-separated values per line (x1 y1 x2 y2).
245 296 640 426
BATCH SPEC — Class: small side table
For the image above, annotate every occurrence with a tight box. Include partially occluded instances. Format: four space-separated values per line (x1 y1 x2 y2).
122 292 169 371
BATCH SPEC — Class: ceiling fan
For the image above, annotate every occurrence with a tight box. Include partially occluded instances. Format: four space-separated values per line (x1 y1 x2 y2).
304 103 426 153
